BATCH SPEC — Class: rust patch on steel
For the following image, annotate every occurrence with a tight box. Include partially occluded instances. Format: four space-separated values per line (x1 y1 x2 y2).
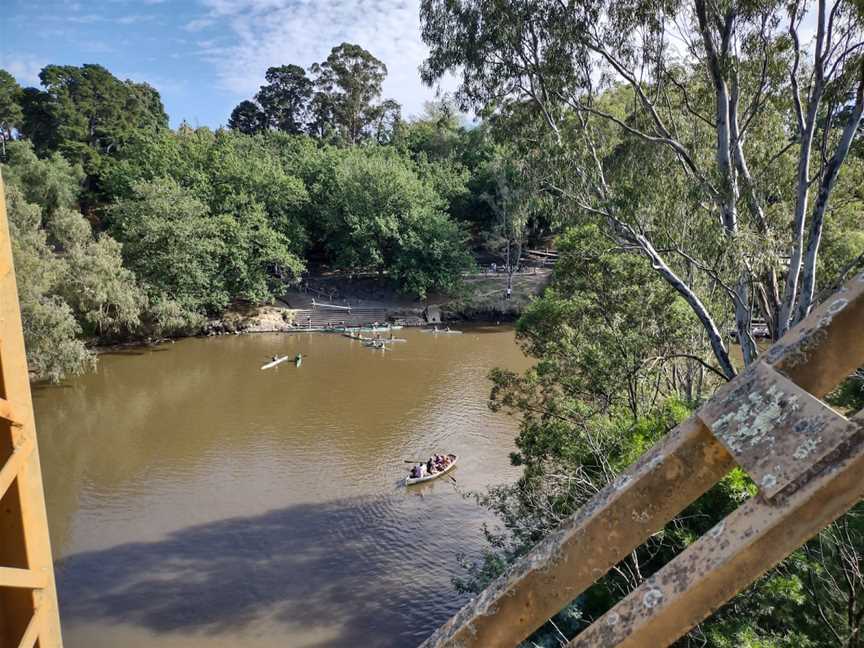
767 275 864 397
569 415 864 648
699 363 853 499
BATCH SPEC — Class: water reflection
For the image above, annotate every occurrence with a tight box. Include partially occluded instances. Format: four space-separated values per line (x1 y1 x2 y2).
33 327 530 647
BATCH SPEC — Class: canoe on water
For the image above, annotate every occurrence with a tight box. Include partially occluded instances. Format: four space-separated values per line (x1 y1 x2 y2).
421 328 463 335
343 332 369 341
346 325 404 333
405 454 458 485
261 356 290 370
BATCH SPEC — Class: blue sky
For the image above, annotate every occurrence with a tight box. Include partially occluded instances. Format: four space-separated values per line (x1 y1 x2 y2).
1 0 453 128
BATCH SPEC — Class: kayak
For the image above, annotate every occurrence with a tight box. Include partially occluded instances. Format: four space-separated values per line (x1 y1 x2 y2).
343 332 369 340
261 356 290 370
405 454 458 485
346 325 404 333
421 328 463 334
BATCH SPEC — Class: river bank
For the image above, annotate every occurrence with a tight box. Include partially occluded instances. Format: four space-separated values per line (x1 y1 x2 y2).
202 269 552 336
85 269 550 363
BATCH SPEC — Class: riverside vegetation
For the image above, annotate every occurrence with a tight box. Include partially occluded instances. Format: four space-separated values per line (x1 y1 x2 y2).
0 44 551 382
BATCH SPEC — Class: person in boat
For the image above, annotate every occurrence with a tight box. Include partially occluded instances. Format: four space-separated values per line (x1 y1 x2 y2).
410 464 423 479
426 458 436 474
271 355 278 362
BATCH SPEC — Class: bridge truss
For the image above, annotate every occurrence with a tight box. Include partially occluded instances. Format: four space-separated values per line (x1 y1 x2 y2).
422 269 864 647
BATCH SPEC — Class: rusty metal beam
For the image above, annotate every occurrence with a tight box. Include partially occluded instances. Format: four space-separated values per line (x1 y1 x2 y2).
420 419 733 648
569 411 864 647
420 271 864 648
767 275 864 395
699 363 856 498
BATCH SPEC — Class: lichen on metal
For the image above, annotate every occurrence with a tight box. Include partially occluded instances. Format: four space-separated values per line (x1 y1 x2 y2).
767 271 864 396
569 411 864 648
698 362 854 498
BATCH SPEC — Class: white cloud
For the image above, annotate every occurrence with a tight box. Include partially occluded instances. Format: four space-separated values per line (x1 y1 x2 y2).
191 0 457 119
184 17 217 31
116 14 154 25
0 54 46 87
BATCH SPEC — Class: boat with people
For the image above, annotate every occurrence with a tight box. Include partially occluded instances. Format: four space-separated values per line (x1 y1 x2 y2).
363 340 390 350
261 355 290 370
405 454 458 485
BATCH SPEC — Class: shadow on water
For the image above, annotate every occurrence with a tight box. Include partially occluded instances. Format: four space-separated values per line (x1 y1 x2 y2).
56 495 475 648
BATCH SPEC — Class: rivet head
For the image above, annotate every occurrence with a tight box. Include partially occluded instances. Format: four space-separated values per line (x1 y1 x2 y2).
708 521 725 539
614 474 632 490
643 588 664 609
827 298 849 315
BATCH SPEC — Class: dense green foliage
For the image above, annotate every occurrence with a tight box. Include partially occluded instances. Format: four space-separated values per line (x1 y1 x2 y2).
418 0 864 645
0 56 528 381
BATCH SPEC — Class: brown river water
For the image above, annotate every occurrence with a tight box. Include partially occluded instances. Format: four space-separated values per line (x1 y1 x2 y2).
32 326 531 648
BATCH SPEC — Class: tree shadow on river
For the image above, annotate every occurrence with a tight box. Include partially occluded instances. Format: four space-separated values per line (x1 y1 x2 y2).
55 494 480 647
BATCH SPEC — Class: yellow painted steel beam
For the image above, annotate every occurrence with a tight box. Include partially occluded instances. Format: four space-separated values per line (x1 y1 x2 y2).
0 437 33 501
0 567 48 590
16 609 39 648
0 171 63 646
0 397 22 427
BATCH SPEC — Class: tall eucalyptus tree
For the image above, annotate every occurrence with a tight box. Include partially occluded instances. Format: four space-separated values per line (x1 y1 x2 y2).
421 0 864 378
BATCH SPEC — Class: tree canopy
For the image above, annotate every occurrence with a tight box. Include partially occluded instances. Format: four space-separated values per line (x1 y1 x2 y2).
0 57 500 381
227 43 402 144
421 0 864 377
